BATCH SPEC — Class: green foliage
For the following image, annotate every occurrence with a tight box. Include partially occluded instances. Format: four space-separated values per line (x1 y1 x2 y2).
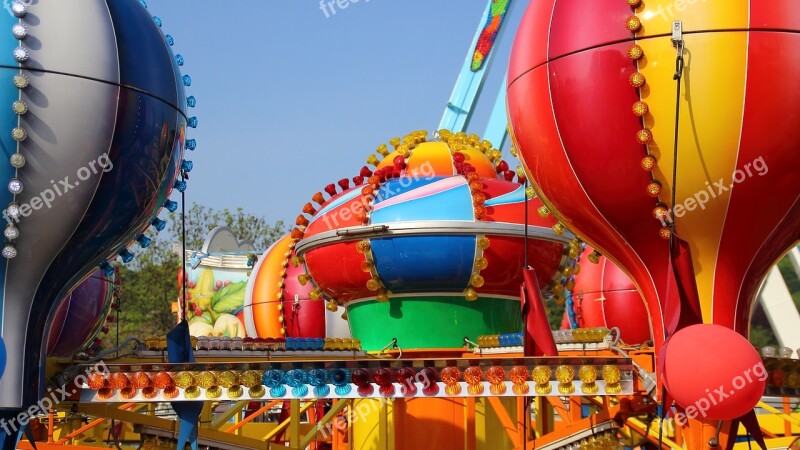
748 325 778 349
547 298 566 330
115 203 285 340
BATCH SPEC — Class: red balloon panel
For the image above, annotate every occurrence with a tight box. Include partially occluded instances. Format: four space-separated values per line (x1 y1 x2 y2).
305 242 372 302
480 235 563 297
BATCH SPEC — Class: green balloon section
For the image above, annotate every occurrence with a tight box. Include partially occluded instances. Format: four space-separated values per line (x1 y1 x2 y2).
346 296 521 350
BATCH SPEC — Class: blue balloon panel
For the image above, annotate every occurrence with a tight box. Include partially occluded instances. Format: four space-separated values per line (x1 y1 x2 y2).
105 0 182 112
371 177 474 223
371 235 476 292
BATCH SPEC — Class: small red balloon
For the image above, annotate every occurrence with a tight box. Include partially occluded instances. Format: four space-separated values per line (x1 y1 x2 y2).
662 324 766 421
573 252 651 344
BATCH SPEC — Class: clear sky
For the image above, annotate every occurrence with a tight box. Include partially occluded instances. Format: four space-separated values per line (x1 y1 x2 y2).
148 0 526 228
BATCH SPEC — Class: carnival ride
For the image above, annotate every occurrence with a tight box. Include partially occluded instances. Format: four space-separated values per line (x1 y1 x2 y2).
3 0 799 449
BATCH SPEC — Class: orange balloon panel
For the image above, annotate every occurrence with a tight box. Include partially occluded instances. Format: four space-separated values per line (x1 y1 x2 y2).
244 235 292 338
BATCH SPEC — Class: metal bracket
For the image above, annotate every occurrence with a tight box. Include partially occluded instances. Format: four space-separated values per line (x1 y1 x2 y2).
671 20 683 46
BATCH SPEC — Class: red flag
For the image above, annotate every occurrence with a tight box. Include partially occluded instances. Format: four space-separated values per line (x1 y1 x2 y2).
520 268 558 356
664 236 704 338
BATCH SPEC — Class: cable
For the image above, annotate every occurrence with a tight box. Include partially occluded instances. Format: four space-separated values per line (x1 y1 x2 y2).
181 171 188 322
670 39 684 247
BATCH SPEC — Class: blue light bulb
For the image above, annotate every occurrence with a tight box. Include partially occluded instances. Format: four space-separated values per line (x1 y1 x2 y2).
185 139 196 151
150 217 166 232
175 54 184 66
165 34 174 46
118 248 134 264
135 233 152 249
308 369 327 387
186 96 196 108
329 368 350 387
269 386 287 398
173 179 187 192
98 261 115 277
163 199 178 212
291 385 308 397
187 117 198 128
182 75 191 86
285 370 307 388
139 0 147 8
262 370 285 389
152 16 162 27
313 385 330 397
180 160 193 173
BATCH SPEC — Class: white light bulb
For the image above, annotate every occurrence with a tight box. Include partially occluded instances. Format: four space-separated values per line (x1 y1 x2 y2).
7 178 22 194
2 244 17 259
4 225 18 240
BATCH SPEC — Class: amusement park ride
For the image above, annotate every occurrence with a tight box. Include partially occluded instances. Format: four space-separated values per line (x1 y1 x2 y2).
0 0 798 449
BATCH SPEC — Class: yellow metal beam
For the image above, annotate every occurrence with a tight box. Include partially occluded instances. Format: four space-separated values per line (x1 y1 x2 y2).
290 399 300 448
211 400 249 429
626 417 683 450
487 396 521 449
261 401 315 443
297 399 350 449
224 400 281 433
758 401 800 427
77 403 268 449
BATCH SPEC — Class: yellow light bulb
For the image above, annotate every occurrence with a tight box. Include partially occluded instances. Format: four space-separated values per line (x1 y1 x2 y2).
555 365 575 394
531 366 552 394
464 287 479 302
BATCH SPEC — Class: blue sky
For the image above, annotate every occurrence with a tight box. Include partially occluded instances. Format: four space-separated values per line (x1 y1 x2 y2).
148 0 525 228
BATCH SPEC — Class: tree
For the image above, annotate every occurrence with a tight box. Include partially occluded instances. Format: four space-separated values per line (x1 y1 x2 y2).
114 203 285 340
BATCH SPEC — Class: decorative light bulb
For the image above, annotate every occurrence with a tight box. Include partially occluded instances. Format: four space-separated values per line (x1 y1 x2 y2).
180 160 193 172
135 233 152 248
8 178 23 194
4 225 19 240
163 199 178 212
173 179 187 192
182 75 191 86
9 153 24 168
555 365 575 394
2 243 16 259
150 217 166 231
118 248 134 264
779 347 794 359
13 46 28 62
186 96 196 107
470 273 485 288
175 54 184 66
152 16 162 27
632 101 649 117
164 34 174 46
627 44 644 60
11 127 26 141
11 23 26 40
625 16 642 32
98 261 115 277
185 139 196 150
11 1 27 17
12 73 28 89
187 117 198 128
761 346 776 357
531 366 552 394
